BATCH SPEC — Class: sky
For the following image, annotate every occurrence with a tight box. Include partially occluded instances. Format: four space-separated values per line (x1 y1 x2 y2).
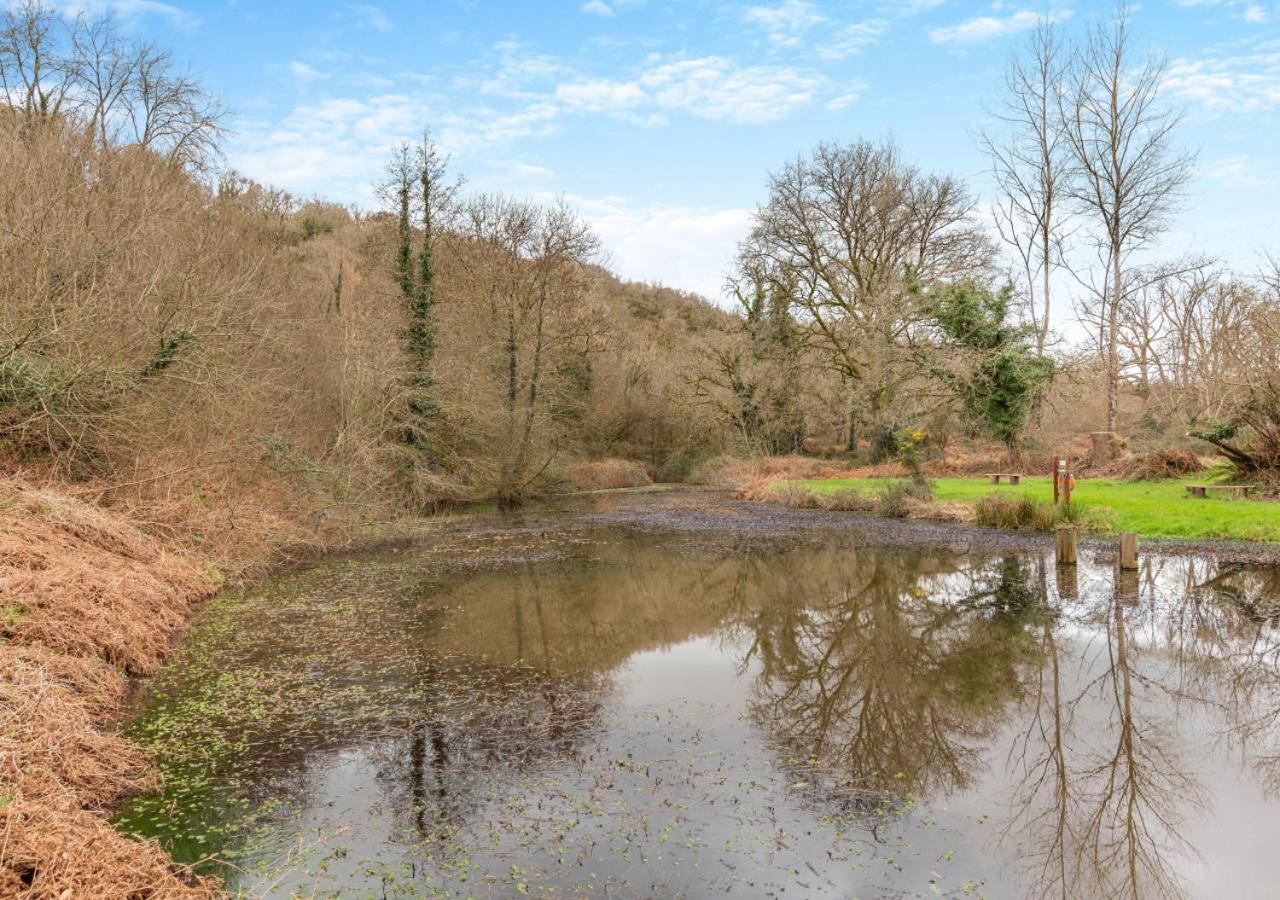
87 0 1280 309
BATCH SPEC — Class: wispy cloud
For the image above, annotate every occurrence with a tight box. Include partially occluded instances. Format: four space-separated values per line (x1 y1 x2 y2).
64 0 198 30
1203 154 1275 187
343 3 391 31
555 56 822 124
581 0 614 16
743 0 826 47
1165 47 1280 112
288 60 328 85
929 9 1071 45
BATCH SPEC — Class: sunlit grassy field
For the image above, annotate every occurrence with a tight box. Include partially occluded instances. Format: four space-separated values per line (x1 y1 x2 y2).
781 475 1280 542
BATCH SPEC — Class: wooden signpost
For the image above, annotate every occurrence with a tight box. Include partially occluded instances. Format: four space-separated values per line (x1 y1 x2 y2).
1052 456 1073 506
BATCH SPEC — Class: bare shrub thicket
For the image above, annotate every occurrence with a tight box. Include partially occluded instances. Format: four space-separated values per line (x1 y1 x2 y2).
1 116 732 558
0 115 414 560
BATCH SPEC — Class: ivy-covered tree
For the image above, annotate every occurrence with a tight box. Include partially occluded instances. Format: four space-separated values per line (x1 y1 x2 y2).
701 252 807 455
928 280 1055 461
382 129 458 456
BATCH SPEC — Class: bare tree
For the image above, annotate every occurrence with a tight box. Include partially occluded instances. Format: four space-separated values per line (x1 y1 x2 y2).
0 1 75 119
983 19 1071 354
745 138 993 439
123 45 224 168
71 13 135 148
0 2 223 168
1062 5 1195 433
457 195 600 507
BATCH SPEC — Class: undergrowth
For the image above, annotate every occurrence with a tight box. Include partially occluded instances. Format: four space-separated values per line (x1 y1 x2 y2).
973 494 1073 531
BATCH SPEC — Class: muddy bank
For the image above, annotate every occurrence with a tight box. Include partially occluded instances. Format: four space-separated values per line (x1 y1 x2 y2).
0 478 220 897
417 487 1280 565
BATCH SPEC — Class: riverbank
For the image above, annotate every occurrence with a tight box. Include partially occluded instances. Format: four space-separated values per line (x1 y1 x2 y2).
0 478 222 896
759 474 1280 544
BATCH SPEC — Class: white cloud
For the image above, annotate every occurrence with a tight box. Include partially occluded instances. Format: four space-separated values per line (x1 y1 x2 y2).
344 3 391 31
1174 0 1275 20
64 0 198 29
929 9 1070 45
288 61 327 85
825 83 866 110
1165 50 1280 112
555 78 648 113
552 56 820 124
581 0 614 15
1203 155 1275 188
816 20 890 58
511 162 554 179
564 195 752 301
475 40 568 99
440 102 561 152
642 57 818 122
744 0 826 47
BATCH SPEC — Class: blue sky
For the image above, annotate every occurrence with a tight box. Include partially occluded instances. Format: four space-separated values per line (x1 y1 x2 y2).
102 0 1279 305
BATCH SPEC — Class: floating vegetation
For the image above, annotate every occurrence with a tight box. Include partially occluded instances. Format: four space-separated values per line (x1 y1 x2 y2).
115 525 1280 897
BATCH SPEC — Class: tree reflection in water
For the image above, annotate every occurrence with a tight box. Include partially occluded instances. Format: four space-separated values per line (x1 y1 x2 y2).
120 530 1280 896
1189 564 1280 797
401 543 1280 896
739 552 1048 808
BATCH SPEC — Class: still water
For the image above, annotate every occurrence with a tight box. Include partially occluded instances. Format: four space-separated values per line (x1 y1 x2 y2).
115 514 1280 898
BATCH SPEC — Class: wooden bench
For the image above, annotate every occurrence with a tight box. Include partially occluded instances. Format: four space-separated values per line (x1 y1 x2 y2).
987 473 1023 485
1185 483 1256 499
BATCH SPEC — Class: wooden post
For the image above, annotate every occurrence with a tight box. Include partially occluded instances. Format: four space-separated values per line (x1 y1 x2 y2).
1117 569 1140 605
1119 532 1138 570
1055 562 1078 601
1056 526 1077 566
1052 456 1062 504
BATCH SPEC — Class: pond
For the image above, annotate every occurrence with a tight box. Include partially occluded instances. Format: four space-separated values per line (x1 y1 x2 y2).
114 497 1280 898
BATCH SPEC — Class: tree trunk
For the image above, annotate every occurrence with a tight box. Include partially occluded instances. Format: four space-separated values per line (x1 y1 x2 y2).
1107 243 1122 432
1091 431 1123 464
1039 217 1051 355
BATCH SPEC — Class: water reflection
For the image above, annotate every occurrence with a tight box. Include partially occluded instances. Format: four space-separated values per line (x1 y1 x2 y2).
742 553 1046 804
1007 588 1205 899
117 529 1280 897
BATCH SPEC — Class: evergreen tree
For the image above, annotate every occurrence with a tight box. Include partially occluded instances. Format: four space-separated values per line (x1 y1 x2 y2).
928 281 1055 460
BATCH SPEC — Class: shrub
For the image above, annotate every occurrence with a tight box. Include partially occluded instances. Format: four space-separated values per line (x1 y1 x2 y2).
1121 449 1204 482
557 458 652 492
300 216 334 239
875 478 933 518
821 489 874 512
768 485 825 509
868 425 900 464
974 494 1061 531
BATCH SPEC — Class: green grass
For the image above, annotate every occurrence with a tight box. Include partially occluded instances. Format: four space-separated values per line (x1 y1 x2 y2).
780 475 1280 542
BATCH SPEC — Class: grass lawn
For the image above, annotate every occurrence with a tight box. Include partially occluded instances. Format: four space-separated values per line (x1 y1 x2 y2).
781 475 1280 543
